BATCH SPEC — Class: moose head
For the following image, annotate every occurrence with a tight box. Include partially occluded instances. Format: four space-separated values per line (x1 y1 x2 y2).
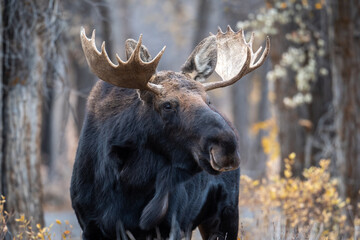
80 26 270 175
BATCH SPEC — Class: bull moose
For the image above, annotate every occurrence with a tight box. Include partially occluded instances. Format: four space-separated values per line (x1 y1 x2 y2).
70 26 269 240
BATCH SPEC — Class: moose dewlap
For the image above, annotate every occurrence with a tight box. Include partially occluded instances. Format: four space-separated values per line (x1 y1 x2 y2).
70 26 269 240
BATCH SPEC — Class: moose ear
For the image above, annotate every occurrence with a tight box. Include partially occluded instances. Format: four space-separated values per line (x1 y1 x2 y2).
181 35 217 82
125 39 153 62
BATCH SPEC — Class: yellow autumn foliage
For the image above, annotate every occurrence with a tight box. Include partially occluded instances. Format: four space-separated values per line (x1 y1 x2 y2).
238 157 358 239
251 118 280 164
0 198 73 240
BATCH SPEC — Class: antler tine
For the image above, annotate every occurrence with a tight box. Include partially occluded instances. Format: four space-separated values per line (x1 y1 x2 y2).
129 34 143 63
150 45 166 68
243 31 263 67
217 26 224 34
249 36 270 70
247 32 255 48
226 25 235 34
203 28 270 91
252 46 263 63
240 30 269 69
124 34 166 76
80 27 165 95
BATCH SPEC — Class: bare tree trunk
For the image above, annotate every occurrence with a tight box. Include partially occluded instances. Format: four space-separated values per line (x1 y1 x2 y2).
1 0 60 234
0 0 4 194
3 63 44 232
329 0 360 223
2 28 44 239
273 75 307 176
266 18 307 177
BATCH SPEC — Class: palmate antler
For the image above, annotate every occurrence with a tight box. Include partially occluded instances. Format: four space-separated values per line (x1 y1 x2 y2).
203 26 270 91
80 27 166 95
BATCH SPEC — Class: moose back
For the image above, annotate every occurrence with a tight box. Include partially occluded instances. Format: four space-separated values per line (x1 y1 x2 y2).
70 26 269 240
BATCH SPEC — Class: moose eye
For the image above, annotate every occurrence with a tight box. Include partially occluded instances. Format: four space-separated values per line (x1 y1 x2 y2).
206 97 211 105
162 102 172 111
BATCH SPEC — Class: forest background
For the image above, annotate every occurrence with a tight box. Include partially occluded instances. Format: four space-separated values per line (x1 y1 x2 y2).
0 0 359 239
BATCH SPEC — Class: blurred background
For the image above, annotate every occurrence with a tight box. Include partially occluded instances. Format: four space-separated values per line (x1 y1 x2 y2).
0 0 359 239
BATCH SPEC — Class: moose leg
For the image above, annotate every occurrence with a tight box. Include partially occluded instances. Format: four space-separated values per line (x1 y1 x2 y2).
198 206 238 240
82 221 106 240
198 218 220 240
198 224 211 240
218 206 239 240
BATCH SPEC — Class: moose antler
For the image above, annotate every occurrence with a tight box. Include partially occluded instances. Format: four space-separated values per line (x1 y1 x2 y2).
80 27 166 94
203 26 270 91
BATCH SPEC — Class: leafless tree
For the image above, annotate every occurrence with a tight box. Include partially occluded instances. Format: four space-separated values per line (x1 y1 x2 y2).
1 0 63 234
328 0 360 224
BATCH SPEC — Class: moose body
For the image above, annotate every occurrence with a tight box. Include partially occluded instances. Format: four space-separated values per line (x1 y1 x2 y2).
71 26 269 240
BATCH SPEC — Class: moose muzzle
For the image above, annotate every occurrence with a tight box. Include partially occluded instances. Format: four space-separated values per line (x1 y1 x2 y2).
193 108 241 173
